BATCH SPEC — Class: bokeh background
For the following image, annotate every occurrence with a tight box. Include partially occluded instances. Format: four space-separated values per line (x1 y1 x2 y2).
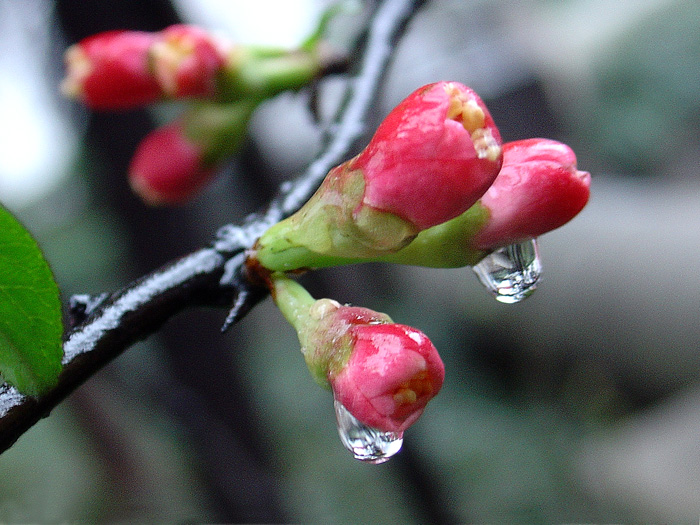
1 0 699 522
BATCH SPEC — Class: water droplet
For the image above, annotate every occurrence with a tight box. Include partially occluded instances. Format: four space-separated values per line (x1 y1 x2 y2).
334 399 403 464
472 238 542 303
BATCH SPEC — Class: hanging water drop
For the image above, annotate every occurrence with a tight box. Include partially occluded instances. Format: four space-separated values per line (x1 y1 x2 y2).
472 238 542 303
334 399 403 464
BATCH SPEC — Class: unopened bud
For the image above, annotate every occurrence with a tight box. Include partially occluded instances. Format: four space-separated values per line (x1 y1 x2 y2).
128 120 213 205
61 30 160 110
271 276 444 433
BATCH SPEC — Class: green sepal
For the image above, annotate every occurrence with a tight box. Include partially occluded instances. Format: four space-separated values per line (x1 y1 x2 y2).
216 1 351 101
255 200 491 272
217 45 323 104
378 202 491 268
181 100 257 165
255 169 418 271
271 275 341 388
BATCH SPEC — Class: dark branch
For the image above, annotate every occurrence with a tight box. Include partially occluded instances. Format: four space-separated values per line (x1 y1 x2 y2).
0 0 427 454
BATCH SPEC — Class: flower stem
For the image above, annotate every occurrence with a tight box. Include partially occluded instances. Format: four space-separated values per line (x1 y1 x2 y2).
270 274 316 334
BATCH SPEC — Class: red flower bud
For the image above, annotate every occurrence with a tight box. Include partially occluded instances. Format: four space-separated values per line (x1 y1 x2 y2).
150 24 226 99
329 320 445 433
472 138 591 250
351 81 502 230
61 30 161 110
128 121 214 205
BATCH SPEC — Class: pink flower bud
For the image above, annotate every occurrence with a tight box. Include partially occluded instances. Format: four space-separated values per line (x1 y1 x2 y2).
150 24 226 99
351 81 502 230
328 316 445 433
271 276 444 434
128 121 214 205
472 138 591 250
61 30 161 110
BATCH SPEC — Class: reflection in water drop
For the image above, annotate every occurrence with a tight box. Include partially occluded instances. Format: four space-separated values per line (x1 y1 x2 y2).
472 238 542 303
334 399 403 464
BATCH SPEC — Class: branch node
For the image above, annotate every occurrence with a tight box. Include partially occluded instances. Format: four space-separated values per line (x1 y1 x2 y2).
68 292 110 328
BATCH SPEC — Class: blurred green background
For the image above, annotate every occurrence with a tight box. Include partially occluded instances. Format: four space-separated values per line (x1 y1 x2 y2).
1 0 699 522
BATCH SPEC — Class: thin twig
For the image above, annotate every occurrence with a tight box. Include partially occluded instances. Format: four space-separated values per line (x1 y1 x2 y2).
0 0 426 454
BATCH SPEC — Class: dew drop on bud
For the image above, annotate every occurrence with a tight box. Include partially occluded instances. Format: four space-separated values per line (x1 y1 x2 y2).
334 399 403 464
472 238 542 303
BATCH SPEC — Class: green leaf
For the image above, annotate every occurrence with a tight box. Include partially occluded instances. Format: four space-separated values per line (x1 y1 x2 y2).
0 205 63 396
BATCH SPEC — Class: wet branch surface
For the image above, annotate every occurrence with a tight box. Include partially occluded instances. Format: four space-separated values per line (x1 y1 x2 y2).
0 0 426 454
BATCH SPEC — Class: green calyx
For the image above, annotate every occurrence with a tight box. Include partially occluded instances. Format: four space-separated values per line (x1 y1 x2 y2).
271 275 355 388
304 300 354 388
179 11 346 167
216 45 324 104
255 199 492 272
254 168 419 272
216 1 350 102
181 100 258 166
377 202 492 268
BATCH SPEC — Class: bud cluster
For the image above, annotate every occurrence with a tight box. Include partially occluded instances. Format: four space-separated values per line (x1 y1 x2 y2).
61 23 337 204
252 81 590 456
64 20 592 462
61 25 226 110
253 82 590 271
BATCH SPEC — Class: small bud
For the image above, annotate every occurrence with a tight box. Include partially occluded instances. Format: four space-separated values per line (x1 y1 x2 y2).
149 24 226 99
128 100 256 204
470 138 591 250
329 321 445 433
254 81 503 271
272 276 444 433
128 120 213 205
61 30 161 110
